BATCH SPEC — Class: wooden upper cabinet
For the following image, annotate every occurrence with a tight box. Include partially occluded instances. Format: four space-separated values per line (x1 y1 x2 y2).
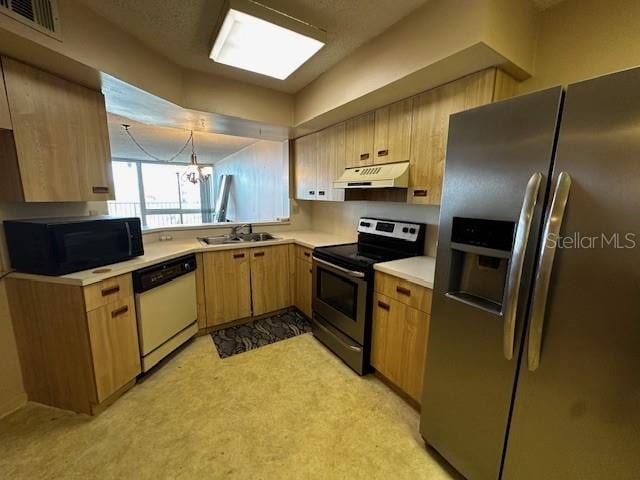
294 133 318 200
203 249 252 326
0 68 11 130
374 98 413 164
0 57 114 202
250 245 291 316
345 112 375 168
317 122 346 201
408 68 517 205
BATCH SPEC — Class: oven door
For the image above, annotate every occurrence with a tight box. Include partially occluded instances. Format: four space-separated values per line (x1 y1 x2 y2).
312 256 368 344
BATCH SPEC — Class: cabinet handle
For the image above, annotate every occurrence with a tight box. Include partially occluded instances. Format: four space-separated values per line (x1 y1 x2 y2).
92 186 110 194
101 285 120 296
318 191 325 196
377 149 389 157
254 252 265 257
303 252 310 257
233 253 245 259
309 190 315 195
396 286 411 297
111 305 129 318
359 153 370 161
413 189 428 197
377 300 390 311
309 269 312 274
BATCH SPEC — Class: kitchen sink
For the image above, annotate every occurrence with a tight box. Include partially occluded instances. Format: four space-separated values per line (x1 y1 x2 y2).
198 232 277 245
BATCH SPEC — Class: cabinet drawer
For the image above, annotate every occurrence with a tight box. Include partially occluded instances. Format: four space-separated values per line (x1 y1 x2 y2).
86 296 140 402
375 271 432 314
84 274 133 312
296 245 313 263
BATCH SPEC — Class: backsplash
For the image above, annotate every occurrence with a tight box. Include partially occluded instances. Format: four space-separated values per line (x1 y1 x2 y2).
308 200 440 257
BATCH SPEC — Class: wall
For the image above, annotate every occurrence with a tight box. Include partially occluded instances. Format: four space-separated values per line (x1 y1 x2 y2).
212 141 289 223
520 0 640 93
309 201 440 257
294 0 538 129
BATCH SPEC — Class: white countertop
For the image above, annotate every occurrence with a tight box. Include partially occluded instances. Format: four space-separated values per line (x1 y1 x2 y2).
8 230 355 287
374 256 436 289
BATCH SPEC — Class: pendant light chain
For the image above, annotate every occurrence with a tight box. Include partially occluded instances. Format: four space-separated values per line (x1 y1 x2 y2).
122 124 193 163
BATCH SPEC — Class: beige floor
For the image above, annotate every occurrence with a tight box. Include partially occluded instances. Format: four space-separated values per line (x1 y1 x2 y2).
0 333 460 479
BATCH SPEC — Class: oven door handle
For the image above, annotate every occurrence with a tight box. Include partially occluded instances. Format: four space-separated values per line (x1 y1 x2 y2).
312 256 366 278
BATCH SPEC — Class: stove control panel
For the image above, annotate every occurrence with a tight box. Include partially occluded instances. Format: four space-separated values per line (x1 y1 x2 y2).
357 218 423 243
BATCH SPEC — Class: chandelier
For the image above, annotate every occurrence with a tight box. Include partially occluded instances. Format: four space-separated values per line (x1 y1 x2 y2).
122 124 212 184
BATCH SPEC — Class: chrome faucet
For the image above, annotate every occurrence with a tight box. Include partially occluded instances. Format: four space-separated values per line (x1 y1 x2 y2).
230 223 252 239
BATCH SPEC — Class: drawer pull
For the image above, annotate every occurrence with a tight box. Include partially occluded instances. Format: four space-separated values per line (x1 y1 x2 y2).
233 253 245 259
101 285 120 296
111 305 128 318
92 186 110 194
377 301 390 311
396 286 411 297
309 190 315 195
254 252 265 257
377 149 389 157
359 153 370 161
303 251 310 257
413 189 428 197
318 191 325 196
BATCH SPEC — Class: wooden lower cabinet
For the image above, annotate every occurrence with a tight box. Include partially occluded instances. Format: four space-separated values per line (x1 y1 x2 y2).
7 274 141 414
86 296 140 402
250 245 290 316
203 248 252 327
371 276 431 405
295 257 313 318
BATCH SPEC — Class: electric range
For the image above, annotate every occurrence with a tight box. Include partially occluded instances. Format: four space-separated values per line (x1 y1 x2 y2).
311 217 426 374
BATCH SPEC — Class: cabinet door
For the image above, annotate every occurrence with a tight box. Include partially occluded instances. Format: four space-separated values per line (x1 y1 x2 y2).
250 245 291 316
295 258 313 318
1 57 114 202
371 293 430 403
345 112 375 168
408 69 496 205
203 249 252 326
317 122 346 201
0 65 11 129
294 133 318 200
86 297 141 402
374 98 413 164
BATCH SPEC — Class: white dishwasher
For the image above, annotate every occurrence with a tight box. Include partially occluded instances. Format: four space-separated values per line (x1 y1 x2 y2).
132 254 198 372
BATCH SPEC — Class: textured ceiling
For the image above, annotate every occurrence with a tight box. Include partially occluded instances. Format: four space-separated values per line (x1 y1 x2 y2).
108 114 258 164
78 0 428 94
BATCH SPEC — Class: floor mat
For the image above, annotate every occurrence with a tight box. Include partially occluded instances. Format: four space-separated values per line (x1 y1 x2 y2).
211 310 312 359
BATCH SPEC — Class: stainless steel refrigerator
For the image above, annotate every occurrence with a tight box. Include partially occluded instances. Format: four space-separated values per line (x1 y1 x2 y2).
420 67 640 480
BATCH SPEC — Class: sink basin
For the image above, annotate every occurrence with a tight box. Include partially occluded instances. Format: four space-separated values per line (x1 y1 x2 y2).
239 232 276 242
198 232 277 245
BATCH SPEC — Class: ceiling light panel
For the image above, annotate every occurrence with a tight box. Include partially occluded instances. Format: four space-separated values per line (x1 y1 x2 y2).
210 1 325 80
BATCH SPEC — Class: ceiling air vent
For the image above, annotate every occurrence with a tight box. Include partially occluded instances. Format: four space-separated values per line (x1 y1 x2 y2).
0 0 61 39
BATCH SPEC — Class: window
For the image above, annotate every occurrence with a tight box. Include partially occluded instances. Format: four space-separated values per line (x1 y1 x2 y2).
108 160 214 228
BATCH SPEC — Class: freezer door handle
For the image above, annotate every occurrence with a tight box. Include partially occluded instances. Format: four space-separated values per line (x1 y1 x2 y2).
503 172 543 360
527 172 572 371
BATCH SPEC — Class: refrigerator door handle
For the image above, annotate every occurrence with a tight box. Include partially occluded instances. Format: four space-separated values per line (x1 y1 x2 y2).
503 172 543 360
527 171 572 371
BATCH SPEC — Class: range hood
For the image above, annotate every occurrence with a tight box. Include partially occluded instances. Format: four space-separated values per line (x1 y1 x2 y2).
333 162 409 189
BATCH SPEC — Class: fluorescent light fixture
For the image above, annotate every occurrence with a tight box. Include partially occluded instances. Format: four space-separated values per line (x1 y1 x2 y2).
210 0 325 80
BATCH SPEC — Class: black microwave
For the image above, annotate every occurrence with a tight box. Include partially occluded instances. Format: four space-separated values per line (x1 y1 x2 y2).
3 216 144 276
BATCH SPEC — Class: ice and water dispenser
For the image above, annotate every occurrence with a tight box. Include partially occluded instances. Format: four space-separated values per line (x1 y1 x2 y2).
446 217 516 315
